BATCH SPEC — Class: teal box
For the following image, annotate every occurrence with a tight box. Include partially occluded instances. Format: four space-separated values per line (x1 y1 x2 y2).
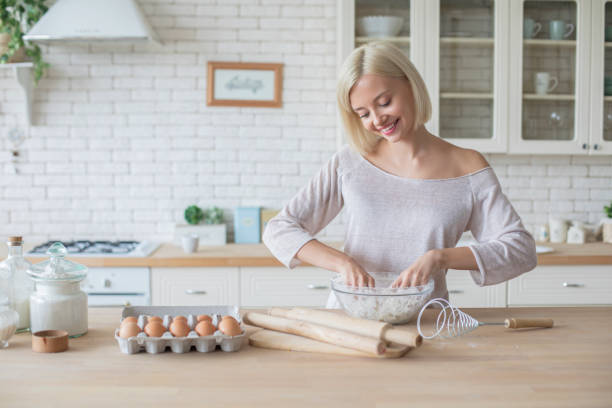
234 207 261 243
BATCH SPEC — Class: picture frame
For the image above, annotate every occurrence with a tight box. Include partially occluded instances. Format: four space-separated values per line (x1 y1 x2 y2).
206 61 283 108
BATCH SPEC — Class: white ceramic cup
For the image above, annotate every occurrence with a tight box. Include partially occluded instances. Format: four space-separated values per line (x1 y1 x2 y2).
534 72 558 95
536 224 549 242
181 234 199 253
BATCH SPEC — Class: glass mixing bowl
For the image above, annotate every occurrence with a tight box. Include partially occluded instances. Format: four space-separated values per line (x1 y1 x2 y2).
331 272 434 324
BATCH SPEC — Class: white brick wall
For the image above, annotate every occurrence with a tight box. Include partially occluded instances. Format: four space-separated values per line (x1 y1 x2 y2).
0 0 610 244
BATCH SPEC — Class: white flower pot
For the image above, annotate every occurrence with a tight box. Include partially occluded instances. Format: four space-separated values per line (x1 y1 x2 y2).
174 224 227 247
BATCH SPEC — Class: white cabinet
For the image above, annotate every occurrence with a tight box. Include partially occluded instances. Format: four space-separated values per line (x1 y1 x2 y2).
240 267 337 308
446 269 506 307
151 267 240 306
338 0 612 155
507 265 612 305
588 0 612 155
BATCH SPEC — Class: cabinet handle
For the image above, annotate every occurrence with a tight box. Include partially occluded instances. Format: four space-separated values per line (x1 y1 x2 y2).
593 144 600 151
562 282 584 288
185 289 207 295
582 143 589 150
307 284 328 290
449 290 464 294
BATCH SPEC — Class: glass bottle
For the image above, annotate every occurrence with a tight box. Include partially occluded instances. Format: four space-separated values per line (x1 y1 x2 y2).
0 236 33 332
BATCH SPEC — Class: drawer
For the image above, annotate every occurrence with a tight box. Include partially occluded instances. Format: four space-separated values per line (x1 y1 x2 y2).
446 269 506 307
151 267 239 306
507 265 612 306
240 267 337 308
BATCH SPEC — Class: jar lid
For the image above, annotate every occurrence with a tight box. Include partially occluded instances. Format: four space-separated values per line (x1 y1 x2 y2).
27 242 87 282
7 236 22 245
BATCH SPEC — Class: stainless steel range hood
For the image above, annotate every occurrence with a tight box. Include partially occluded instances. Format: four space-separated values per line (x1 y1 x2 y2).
23 0 161 45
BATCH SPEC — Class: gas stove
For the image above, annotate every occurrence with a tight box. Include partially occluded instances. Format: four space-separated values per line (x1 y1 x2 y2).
28 240 159 257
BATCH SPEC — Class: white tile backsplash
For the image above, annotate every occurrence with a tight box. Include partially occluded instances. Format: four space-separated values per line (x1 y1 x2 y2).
0 0 611 243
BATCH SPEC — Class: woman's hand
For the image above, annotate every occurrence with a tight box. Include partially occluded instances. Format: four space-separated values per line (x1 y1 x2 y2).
391 249 445 288
338 257 375 287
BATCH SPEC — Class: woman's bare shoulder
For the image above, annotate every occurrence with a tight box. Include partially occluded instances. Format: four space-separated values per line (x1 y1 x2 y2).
452 146 490 175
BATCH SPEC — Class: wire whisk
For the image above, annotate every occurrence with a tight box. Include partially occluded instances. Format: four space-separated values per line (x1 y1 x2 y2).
416 298 554 340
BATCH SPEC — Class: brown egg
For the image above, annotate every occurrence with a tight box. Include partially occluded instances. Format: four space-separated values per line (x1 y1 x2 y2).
195 321 216 336
144 321 166 337
197 314 212 323
148 316 162 323
173 315 187 323
120 316 138 327
218 318 242 336
119 322 141 339
169 320 190 337
220 315 238 324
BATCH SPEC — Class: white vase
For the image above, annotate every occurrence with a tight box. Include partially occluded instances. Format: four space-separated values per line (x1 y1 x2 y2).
603 219 612 244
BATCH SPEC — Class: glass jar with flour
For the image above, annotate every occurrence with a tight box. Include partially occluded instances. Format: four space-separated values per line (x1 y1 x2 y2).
28 242 88 338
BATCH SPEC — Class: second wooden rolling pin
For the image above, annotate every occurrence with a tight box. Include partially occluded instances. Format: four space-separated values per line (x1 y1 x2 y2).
267 307 422 348
242 312 386 355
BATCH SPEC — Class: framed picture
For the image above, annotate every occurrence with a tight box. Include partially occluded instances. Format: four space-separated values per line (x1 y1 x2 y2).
207 62 283 108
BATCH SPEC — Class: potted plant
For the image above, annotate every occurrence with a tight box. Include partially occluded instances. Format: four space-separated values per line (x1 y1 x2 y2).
603 201 612 244
174 205 227 246
0 0 49 84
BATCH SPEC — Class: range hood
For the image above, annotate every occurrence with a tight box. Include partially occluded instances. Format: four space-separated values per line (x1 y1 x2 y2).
23 0 161 44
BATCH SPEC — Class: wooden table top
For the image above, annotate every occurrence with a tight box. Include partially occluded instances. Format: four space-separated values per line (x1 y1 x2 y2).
1 307 610 407
11 241 612 268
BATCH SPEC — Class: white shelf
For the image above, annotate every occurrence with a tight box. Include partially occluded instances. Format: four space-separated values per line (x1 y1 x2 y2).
604 96 612 102
0 62 34 125
440 92 493 99
523 93 575 101
355 36 410 44
440 37 494 45
523 39 576 47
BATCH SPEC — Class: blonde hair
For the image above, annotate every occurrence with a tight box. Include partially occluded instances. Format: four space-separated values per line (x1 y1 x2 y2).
336 41 432 155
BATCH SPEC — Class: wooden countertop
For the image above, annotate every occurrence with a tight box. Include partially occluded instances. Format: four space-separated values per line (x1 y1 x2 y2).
10 241 612 268
1 307 610 407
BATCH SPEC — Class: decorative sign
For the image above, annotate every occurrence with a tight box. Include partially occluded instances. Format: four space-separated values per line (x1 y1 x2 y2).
207 62 283 108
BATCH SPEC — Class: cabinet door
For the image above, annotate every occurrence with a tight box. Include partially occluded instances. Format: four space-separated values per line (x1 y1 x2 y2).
241 267 337 308
430 0 509 152
446 269 507 307
509 0 591 154
507 265 612 305
337 0 419 149
151 268 239 306
589 0 612 155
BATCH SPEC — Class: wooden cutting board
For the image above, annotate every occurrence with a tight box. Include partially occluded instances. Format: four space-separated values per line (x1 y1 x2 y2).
249 329 412 359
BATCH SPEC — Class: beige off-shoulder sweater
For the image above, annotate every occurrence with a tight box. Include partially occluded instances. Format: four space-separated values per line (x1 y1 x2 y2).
263 145 537 308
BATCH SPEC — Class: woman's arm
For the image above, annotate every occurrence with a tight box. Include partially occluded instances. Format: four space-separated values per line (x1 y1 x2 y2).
296 240 375 287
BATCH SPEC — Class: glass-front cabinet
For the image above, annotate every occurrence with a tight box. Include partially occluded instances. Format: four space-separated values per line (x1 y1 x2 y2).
589 0 612 154
338 0 611 155
433 0 508 152
509 0 591 154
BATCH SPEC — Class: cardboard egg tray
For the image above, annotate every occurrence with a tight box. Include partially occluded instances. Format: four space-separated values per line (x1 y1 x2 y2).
114 305 246 354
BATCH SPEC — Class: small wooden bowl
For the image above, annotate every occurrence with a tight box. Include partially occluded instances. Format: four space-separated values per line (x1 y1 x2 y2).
32 330 69 353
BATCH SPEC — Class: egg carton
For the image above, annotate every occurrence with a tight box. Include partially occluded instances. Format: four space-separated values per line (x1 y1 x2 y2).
114 305 246 354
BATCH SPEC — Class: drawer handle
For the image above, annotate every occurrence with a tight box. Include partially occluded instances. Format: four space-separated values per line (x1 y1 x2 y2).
185 289 207 295
449 290 464 294
307 284 328 290
562 282 584 288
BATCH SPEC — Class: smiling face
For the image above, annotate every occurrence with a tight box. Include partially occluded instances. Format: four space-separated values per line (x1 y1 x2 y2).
349 74 416 144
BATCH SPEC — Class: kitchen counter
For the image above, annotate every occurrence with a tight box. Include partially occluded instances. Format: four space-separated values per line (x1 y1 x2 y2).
11 241 612 268
1 307 611 407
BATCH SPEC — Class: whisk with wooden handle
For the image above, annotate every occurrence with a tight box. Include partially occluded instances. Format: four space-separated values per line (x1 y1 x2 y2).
417 298 554 339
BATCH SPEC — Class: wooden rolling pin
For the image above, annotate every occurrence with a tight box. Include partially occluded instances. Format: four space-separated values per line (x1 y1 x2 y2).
242 312 386 355
268 307 422 348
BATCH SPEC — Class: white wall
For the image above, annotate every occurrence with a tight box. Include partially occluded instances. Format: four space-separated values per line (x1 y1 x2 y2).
0 0 610 243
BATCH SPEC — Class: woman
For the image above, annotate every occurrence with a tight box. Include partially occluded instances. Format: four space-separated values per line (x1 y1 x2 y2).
263 41 537 308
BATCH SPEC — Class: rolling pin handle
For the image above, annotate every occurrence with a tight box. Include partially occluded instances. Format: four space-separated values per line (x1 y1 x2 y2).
504 318 554 329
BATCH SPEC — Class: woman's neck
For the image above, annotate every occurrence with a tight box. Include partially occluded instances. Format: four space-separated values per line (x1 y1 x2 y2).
376 125 434 164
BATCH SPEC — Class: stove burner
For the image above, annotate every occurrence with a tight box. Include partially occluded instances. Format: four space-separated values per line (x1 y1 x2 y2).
29 240 140 255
